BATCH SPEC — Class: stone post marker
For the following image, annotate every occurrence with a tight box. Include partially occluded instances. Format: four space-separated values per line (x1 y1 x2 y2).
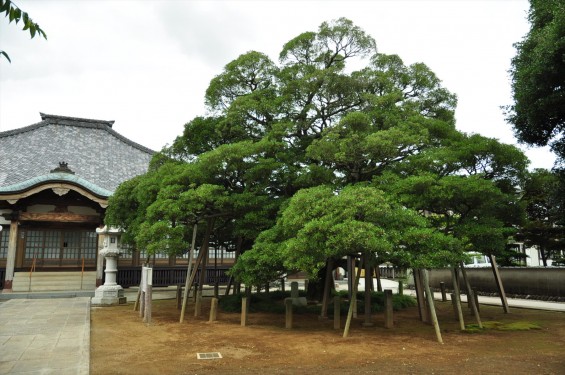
290 281 307 306
91 226 127 306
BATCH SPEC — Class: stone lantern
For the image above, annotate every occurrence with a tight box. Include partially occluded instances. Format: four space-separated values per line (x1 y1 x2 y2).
91 226 127 306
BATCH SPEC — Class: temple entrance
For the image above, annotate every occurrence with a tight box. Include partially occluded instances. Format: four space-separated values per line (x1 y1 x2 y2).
18 228 98 269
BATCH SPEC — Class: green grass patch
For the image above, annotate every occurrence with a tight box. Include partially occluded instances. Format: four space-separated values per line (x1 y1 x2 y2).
464 320 542 333
218 290 416 315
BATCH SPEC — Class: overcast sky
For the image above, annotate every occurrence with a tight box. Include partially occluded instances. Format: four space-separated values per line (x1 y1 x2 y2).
0 0 556 169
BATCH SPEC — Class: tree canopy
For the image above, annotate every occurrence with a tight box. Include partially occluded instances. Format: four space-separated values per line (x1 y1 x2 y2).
106 18 529 288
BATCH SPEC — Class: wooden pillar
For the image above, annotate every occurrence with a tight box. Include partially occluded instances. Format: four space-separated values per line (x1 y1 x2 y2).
3 220 19 291
384 289 394 329
209 298 218 322
176 285 182 310
285 298 293 329
194 290 202 317
333 296 341 330
363 253 373 326
241 297 248 326
347 256 353 300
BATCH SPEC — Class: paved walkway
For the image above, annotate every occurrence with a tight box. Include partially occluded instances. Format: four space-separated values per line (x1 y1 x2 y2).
0 298 90 374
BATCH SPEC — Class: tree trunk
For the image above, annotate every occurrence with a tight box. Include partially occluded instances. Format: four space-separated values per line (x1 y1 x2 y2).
320 259 334 319
540 247 548 267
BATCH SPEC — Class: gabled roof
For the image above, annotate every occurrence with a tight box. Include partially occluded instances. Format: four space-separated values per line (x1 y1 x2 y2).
0 113 155 195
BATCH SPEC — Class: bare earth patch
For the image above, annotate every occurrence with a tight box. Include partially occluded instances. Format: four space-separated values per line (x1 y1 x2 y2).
90 298 565 374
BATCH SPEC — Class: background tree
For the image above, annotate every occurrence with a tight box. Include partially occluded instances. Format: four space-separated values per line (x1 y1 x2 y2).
507 0 565 164
517 169 565 266
1 0 47 62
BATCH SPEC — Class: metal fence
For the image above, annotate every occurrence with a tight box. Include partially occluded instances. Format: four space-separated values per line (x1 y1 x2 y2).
108 266 231 288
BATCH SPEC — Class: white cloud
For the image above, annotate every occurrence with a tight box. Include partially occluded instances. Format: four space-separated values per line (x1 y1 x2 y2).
0 0 556 169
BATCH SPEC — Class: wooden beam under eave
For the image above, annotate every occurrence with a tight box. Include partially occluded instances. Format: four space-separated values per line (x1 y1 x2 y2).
19 212 101 224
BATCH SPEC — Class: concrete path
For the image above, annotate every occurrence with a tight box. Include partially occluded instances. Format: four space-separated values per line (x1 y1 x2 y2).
419 290 565 312
0 298 90 374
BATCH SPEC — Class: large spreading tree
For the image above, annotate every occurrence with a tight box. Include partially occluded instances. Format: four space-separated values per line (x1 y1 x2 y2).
106 18 528 295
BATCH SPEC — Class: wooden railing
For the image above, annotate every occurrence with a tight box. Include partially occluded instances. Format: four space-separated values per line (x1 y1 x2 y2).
107 266 232 288
378 266 406 279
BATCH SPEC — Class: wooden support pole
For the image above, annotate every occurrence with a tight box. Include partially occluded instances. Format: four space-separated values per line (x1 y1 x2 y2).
343 256 364 338
176 285 182 310
450 268 465 331
473 288 480 313
180 223 199 323
363 253 374 326
134 285 142 312
333 296 341 330
489 254 510 313
413 268 428 323
194 290 202 317
285 298 293 329
209 297 218 322
139 291 145 318
459 262 482 328
241 297 248 326
422 269 443 344
384 289 393 329
143 284 152 324
347 256 353 301
375 266 382 292
440 282 447 302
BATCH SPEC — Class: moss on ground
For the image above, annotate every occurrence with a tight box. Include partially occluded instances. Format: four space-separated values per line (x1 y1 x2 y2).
464 320 542 333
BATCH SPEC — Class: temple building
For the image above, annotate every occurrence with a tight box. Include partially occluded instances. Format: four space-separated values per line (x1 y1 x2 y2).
0 113 154 292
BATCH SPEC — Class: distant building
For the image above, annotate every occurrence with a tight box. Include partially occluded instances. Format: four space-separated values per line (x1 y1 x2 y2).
0 113 154 291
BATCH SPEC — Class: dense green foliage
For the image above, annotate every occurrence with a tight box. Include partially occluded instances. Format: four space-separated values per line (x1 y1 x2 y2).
517 169 565 266
106 18 530 288
218 290 416 314
507 0 565 164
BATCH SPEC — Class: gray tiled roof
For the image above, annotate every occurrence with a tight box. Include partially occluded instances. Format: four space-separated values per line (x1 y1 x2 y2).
0 113 155 195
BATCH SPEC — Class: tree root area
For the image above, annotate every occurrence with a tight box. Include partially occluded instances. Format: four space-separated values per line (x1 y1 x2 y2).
91 299 565 374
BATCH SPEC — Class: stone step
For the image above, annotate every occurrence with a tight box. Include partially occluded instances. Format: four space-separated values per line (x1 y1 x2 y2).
12 271 97 292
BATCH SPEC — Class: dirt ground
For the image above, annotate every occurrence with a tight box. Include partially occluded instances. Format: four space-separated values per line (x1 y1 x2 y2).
90 296 565 375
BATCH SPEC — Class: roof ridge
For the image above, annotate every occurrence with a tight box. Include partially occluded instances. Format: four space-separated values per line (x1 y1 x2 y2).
40 112 115 127
0 113 155 154
0 121 47 138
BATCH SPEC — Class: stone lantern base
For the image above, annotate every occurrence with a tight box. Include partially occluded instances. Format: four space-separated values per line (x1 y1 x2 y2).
91 285 127 306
